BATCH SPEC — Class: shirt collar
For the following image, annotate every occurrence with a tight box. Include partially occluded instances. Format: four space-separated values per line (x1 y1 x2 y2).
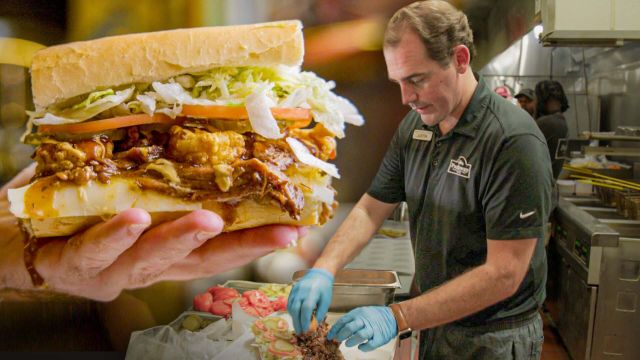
420 73 490 138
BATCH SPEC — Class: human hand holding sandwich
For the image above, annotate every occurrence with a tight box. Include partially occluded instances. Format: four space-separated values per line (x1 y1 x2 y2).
0 163 304 301
1 20 363 302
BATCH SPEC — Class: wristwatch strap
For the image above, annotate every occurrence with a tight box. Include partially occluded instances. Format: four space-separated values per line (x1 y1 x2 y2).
389 303 412 340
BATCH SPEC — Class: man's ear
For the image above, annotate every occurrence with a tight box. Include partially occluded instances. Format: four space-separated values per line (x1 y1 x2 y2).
452 45 470 73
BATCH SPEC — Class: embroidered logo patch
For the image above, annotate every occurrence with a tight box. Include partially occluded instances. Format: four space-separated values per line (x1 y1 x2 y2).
520 210 536 219
447 156 472 179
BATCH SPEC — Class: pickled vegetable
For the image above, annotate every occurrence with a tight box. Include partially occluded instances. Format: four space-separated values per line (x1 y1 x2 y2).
181 315 203 331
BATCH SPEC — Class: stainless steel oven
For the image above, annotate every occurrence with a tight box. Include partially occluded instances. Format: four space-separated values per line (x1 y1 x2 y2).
553 196 640 359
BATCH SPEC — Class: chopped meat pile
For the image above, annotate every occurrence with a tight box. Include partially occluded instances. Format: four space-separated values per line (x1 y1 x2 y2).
295 321 344 360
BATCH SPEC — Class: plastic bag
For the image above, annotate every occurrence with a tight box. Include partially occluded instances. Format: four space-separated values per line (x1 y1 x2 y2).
126 319 233 360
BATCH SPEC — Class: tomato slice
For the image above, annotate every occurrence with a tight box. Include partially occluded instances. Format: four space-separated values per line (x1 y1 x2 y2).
38 114 175 134
193 292 214 313
210 299 232 317
37 105 312 134
244 290 271 308
181 104 312 126
208 285 240 301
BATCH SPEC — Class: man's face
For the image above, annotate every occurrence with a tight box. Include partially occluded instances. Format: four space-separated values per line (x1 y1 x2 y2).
384 31 461 127
516 96 535 116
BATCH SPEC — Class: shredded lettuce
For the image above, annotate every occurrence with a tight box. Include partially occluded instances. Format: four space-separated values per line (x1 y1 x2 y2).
135 94 156 115
278 87 311 109
34 87 134 125
286 137 340 178
156 103 183 119
151 82 217 107
245 84 283 139
335 95 365 126
31 66 364 138
174 74 195 89
71 89 114 110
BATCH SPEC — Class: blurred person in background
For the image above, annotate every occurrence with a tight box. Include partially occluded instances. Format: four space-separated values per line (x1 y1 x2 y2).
515 88 536 117
287 1 552 359
0 163 306 302
534 80 569 182
534 80 569 213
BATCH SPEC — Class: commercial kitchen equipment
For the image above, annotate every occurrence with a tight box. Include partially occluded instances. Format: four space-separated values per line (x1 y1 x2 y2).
553 196 640 359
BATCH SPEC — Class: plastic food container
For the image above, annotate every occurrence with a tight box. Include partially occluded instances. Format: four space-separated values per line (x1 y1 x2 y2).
220 280 290 296
292 269 401 312
169 311 224 332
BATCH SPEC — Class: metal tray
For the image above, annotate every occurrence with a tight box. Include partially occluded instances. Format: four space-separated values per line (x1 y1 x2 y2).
220 280 289 295
221 280 270 292
292 269 401 312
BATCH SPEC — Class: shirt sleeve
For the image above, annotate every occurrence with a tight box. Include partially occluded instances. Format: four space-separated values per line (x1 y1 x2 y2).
366 128 406 204
482 133 553 240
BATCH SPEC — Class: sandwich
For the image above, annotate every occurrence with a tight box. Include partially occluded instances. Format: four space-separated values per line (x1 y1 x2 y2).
8 20 364 238
252 316 343 360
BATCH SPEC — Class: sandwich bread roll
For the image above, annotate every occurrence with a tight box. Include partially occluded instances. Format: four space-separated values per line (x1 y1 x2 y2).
32 21 304 109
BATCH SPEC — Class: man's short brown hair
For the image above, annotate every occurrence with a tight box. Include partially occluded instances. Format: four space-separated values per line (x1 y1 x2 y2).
384 0 476 67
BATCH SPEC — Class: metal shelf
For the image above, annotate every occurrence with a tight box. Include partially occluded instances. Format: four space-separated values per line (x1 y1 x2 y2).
580 131 640 142
583 146 640 157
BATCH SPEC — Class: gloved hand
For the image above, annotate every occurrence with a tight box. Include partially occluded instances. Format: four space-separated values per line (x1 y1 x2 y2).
287 268 334 334
327 306 398 352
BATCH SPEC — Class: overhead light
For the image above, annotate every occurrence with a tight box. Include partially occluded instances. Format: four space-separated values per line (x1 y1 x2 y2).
533 24 544 39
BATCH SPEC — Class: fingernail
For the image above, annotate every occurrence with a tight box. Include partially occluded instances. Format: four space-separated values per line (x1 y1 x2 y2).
195 231 218 242
128 223 149 236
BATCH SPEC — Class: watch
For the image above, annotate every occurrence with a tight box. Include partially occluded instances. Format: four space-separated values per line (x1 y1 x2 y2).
389 303 413 340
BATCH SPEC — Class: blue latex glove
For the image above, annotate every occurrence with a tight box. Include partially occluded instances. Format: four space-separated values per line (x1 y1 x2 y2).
327 306 398 352
287 268 334 334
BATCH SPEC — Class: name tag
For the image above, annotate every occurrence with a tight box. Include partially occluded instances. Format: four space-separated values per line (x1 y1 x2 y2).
412 130 433 141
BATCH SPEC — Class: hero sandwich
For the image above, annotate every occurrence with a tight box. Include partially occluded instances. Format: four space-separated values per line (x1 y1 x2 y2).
8 20 363 238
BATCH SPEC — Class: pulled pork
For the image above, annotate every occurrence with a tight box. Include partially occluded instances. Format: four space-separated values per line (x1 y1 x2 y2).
295 321 344 360
32 124 309 219
137 158 303 219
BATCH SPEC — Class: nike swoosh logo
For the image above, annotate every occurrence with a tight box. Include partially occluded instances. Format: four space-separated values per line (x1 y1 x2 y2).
520 211 535 219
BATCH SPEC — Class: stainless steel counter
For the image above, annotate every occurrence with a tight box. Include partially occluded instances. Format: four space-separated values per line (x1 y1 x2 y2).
346 220 415 298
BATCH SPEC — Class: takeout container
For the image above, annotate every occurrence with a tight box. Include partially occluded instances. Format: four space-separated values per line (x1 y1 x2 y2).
292 269 401 312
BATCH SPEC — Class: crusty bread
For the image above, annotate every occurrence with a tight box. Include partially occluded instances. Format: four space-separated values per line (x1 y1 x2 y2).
31 20 304 109
8 176 331 238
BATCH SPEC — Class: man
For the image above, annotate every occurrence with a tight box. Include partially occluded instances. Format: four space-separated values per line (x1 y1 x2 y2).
535 80 569 182
287 1 553 359
515 88 536 117
535 80 569 214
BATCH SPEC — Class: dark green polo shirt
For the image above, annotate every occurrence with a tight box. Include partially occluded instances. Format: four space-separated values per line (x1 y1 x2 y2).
368 75 553 325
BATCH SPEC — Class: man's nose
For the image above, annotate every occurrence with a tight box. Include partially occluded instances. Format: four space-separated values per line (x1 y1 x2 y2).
400 83 417 106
